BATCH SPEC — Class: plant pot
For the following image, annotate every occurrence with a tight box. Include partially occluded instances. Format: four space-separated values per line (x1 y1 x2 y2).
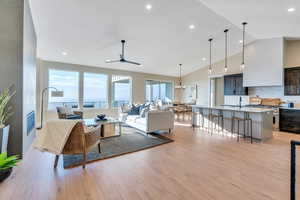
0 168 12 183
0 125 10 153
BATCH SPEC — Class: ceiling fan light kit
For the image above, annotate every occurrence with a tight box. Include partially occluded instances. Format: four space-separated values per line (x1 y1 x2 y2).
105 40 141 66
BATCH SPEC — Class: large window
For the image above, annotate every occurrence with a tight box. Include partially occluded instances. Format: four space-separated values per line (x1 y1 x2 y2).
112 75 131 107
146 80 173 103
83 73 108 108
48 69 79 109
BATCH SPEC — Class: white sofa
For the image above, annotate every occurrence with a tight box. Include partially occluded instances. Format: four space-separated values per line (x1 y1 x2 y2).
119 110 174 134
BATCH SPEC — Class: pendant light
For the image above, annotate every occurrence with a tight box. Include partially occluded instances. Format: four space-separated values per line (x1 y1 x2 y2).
208 38 213 75
224 29 229 73
175 64 186 89
240 22 248 71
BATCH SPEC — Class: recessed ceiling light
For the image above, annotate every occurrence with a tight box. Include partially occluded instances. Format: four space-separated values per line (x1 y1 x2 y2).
62 51 67 56
239 40 243 44
202 57 206 61
288 7 295 12
189 24 195 30
145 4 152 11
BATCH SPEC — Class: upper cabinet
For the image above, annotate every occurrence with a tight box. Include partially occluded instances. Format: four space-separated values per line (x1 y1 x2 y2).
224 73 248 96
284 67 300 95
243 38 284 87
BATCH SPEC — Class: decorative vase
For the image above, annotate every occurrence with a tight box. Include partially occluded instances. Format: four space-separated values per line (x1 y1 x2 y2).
0 125 10 153
0 168 12 182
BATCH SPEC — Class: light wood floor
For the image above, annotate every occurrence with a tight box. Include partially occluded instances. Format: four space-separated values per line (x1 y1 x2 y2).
1 121 300 200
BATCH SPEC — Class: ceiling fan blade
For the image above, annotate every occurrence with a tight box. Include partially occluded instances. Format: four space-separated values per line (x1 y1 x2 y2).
123 60 141 65
105 59 120 63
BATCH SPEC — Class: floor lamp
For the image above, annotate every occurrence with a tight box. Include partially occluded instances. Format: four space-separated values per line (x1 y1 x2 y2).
36 87 64 130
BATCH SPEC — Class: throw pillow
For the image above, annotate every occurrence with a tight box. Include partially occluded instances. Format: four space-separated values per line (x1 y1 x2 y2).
121 104 131 113
128 104 141 115
140 107 150 118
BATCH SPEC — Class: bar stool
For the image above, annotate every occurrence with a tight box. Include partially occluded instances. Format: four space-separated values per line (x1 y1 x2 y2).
209 109 224 135
192 107 205 129
231 111 253 143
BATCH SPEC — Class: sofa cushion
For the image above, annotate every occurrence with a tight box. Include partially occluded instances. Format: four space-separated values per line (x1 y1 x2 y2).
126 115 140 123
134 117 147 126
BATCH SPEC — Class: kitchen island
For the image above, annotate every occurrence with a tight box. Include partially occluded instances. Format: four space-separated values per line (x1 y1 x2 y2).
191 105 274 141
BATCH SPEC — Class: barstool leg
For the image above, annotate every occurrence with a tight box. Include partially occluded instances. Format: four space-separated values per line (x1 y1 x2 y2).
231 118 235 137
202 113 204 129
250 119 253 144
237 120 240 142
222 116 224 135
243 120 246 139
217 116 220 133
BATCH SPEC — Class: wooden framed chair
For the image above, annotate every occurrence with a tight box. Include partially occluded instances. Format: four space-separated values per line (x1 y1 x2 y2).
54 122 101 169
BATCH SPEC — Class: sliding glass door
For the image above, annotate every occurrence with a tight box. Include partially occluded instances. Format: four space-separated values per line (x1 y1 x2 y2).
145 80 173 103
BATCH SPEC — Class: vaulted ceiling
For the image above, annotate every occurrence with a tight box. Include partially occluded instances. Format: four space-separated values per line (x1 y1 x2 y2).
29 0 299 76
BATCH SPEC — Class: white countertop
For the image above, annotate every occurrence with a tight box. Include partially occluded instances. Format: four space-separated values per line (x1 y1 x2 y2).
192 105 274 113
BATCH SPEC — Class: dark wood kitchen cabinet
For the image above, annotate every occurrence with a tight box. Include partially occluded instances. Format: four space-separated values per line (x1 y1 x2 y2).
224 73 248 95
279 108 300 133
285 67 300 95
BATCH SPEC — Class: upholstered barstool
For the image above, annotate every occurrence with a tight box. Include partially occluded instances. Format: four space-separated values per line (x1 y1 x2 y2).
231 111 253 143
209 109 224 135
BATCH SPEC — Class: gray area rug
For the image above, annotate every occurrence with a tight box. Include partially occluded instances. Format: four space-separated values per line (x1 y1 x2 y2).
63 126 173 168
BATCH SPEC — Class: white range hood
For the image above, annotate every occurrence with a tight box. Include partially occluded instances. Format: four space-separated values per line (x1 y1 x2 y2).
243 38 284 87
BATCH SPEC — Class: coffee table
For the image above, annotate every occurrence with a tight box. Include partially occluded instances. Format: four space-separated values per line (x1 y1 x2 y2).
83 118 123 138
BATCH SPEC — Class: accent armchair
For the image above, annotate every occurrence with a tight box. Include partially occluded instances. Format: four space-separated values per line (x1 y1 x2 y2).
56 107 83 120
54 121 101 169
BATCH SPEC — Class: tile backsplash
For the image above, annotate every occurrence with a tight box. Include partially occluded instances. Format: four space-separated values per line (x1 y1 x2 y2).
224 96 250 106
248 86 300 107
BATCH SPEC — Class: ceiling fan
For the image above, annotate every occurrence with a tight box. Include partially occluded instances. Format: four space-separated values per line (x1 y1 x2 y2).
105 40 141 66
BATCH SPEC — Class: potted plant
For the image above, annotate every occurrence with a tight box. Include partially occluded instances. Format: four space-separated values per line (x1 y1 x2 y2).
0 88 15 153
0 152 20 182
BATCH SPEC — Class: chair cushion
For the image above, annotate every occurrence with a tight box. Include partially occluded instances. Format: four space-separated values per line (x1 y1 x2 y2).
66 114 82 120
57 107 74 115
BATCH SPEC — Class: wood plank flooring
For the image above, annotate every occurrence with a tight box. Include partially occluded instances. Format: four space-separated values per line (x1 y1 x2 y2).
1 121 300 200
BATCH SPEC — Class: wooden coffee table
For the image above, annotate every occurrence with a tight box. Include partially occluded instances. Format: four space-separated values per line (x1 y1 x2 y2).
83 118 123 138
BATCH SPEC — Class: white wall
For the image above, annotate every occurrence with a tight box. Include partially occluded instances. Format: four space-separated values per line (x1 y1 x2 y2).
182 52 243 105
37 60 180 121
22 0 37 153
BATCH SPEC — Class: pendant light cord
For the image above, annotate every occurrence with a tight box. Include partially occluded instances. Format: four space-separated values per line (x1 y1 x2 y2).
179 64 182 86
209 38 213 72
242 22 247 64
224 29 229 70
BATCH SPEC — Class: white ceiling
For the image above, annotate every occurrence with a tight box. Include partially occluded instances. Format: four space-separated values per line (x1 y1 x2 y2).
29 0 262 76
198 0 300 39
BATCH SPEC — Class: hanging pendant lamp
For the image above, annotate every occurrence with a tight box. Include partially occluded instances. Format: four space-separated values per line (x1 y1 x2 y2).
240 22 248 71
175 64 186 89
224 29 229 73
208 38 213 75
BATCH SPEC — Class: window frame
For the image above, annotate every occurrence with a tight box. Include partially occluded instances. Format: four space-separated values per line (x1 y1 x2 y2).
47 68 80 110
82 72 110 110
145 79 174 103
111 75 132 108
